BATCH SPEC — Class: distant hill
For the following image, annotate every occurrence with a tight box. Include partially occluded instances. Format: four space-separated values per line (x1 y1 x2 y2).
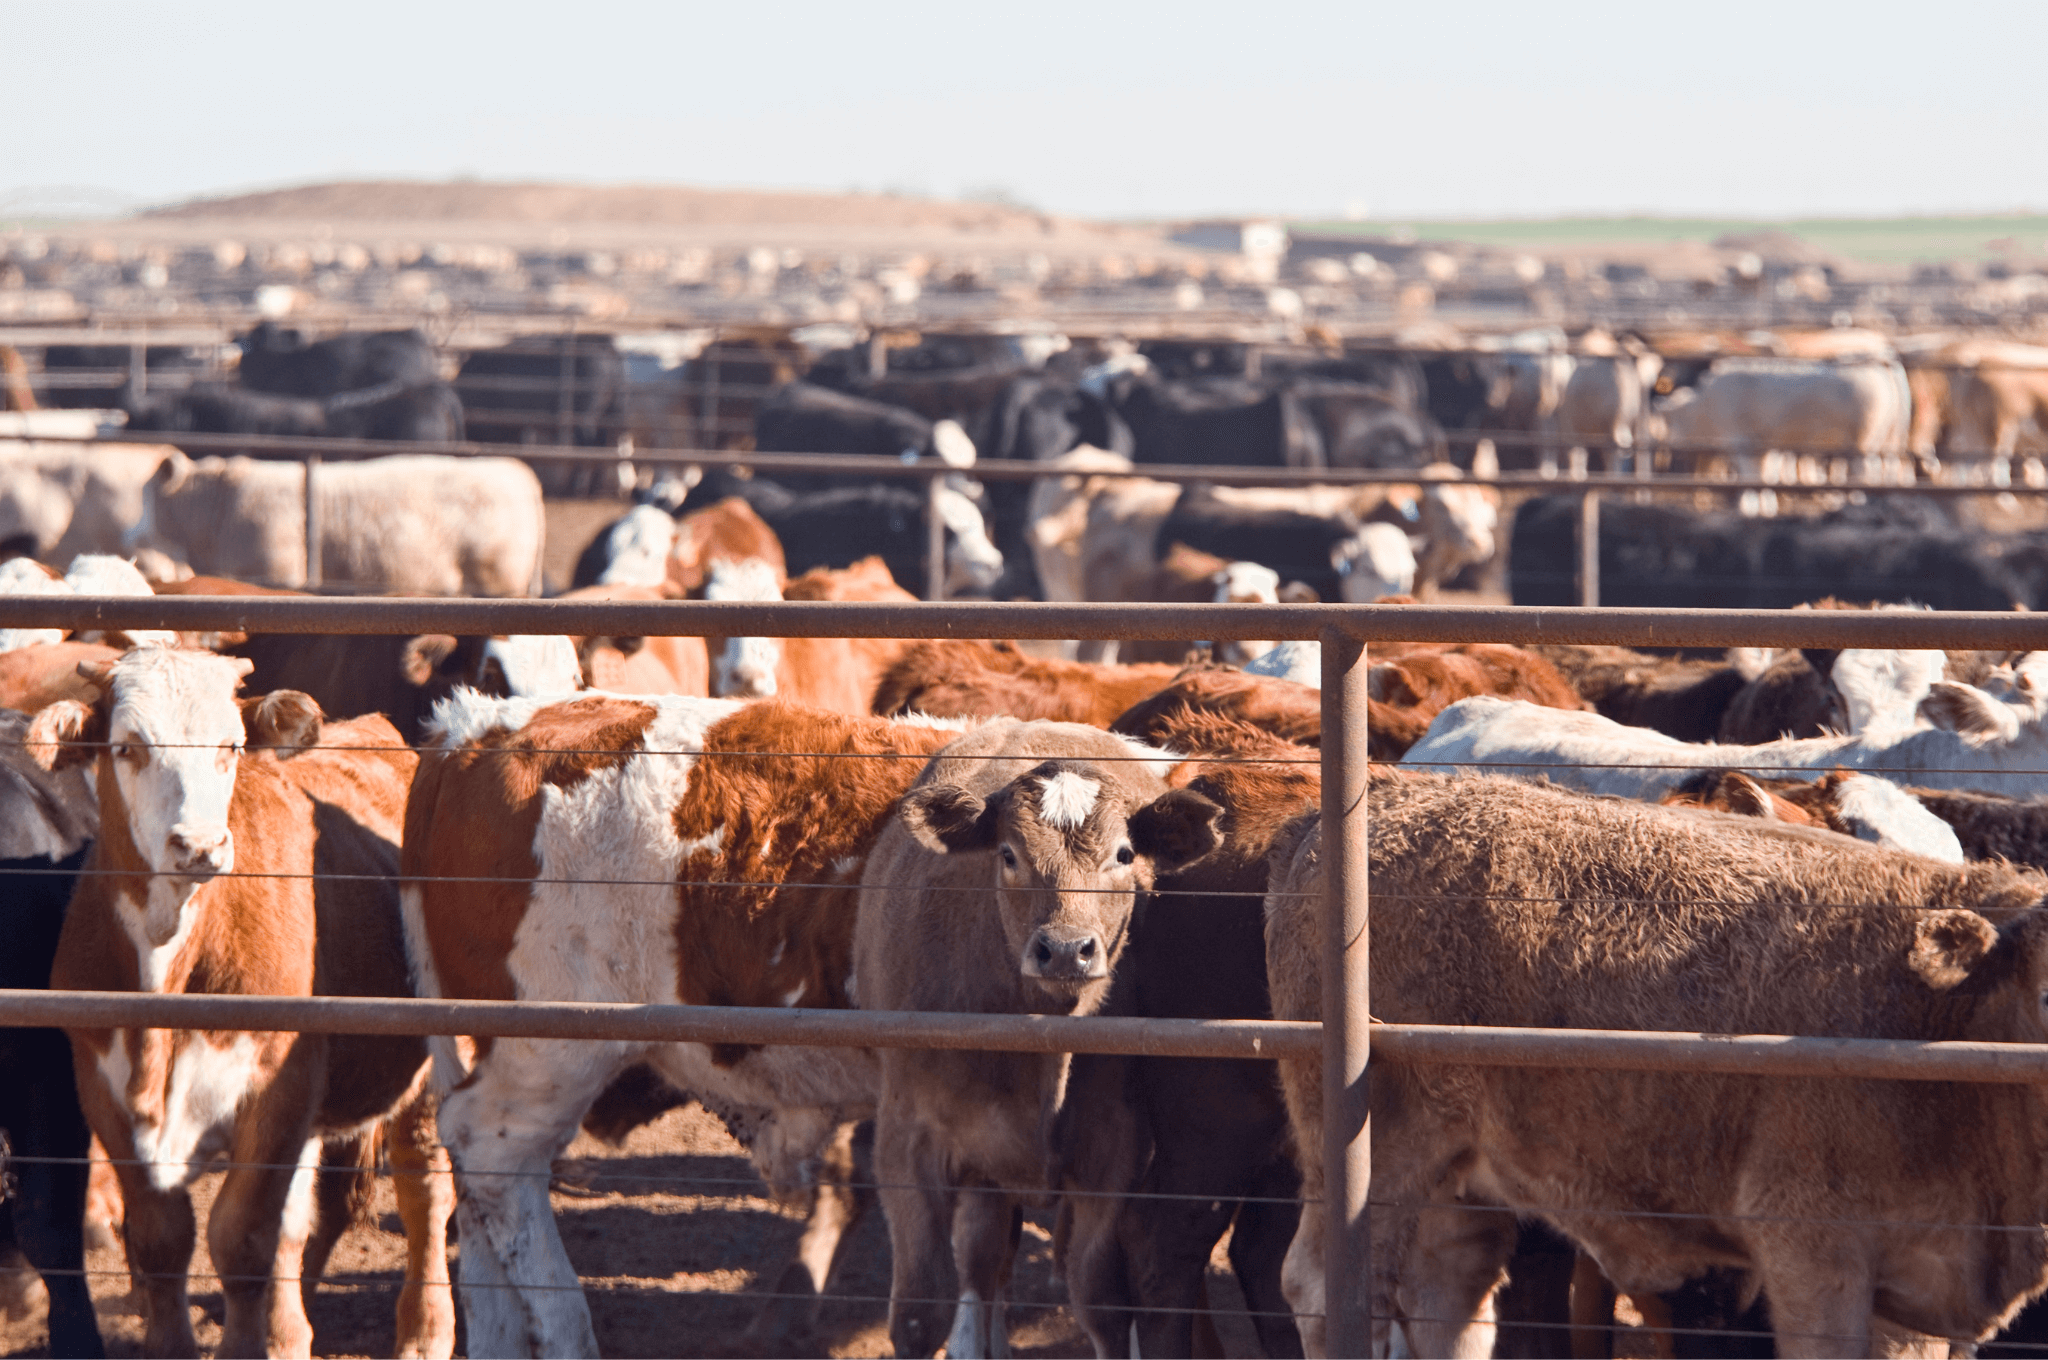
142 179 1136 239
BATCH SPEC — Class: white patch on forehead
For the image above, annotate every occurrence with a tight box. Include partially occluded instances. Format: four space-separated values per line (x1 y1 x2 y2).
1037 770 1100 830
483 634 585 698
1212 560 1279 604
596 506 678 588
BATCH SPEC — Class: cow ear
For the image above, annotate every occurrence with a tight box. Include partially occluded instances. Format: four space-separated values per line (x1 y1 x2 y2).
76 659 116 688
1909 908 2003 991
401 634 459 687
26 699 107 771
1919 681 2021 742
899 783 996 853
1719 773 1777 820
1129 787 1224 874
242 690 323 755
1365 662 1419 707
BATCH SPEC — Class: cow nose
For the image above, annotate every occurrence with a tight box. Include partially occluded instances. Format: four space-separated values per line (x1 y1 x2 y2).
1023 928 1105 981
166 825 232 876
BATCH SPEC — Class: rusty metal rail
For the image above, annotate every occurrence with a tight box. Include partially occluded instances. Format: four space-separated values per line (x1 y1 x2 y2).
9 595 2048 652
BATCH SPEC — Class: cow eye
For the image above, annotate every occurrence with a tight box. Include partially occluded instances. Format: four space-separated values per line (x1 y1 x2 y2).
1115 844 1135 866
999 844 1018 869
116 741 144 763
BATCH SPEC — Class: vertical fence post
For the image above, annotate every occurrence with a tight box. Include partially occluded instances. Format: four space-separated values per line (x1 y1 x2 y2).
556 328 575 448
128 342 147 398
303 455 322 589
1578 489 1600 609
1320 626 1371 1356
924 470 948 603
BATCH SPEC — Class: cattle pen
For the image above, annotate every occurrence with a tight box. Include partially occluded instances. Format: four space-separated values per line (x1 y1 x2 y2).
4 595 2048 1355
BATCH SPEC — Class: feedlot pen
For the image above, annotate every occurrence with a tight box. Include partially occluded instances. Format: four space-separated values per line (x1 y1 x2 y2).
7 596 2048 1357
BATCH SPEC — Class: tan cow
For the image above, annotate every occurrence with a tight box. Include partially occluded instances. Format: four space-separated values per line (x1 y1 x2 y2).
872 639 1181 726
854 720 1223 1357
34 649 453 1359
1266 771 2048 1357
400 695 971 1357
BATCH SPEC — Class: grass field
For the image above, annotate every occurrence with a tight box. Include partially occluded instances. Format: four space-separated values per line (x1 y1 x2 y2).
1291 215 2048 266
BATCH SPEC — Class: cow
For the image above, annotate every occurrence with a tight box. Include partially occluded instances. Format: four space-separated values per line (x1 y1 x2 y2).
136 452 544 595
33 649 454 1358
871 639 1182 726
0 440 176 565
0 709 103 1358
1054 712 1316 1359
1652 356 1914 504
1159 473 1495 604
1509 495 2025 612
124 380 465 444
569 493 788 596
737 557 920 712
1117 376 1323 468
233 323 440 398
0 553 176 654
0 641 124 711
852 719 1223 1357
1265 771 2048 1357
711 477 1004 599
1399 694 1983 858
399 695 975 1357
755 381 976 489
1111 664 1325 748
1546 338 1662 476
1360 644 1589 760
454 336 625 494
1906 341 2048 486
1110 543 1283 667
1288 380 1446 470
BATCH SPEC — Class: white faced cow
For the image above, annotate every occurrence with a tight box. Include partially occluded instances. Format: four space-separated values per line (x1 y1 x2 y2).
34 648 453 1359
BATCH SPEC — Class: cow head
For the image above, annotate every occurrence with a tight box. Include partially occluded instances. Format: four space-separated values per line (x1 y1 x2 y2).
1331 522 1418 604
1909 908 2048 1049
899 759 1222 1006
703 557 785 698
26 649 272 945
401 632 583 701
934 486 1005 596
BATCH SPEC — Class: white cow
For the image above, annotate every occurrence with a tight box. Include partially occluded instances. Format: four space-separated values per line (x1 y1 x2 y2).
134 453 545 595
0 441 176 564
1656 357 1913 511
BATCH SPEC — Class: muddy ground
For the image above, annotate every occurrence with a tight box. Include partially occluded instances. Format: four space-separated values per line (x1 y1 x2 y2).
2 1101 1275 1358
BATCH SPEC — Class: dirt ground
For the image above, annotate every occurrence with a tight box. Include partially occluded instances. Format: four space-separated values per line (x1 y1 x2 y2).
1 1101 1272 1359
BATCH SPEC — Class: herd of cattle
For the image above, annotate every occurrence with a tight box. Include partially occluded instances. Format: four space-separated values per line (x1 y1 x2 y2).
7 475 2048 1357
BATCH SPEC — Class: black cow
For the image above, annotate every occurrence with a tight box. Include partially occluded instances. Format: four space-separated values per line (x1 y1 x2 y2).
1117 376 1324 468
698 474 1002 599
1155 483 1381 602
234 323 440 398
0 710 102 1357
1509 495 2027 610
122 381 464 444
1052 752 1306 1360
1288 380 1445 469
455 336 625 493
753 381 974 493
1136 338 1250 379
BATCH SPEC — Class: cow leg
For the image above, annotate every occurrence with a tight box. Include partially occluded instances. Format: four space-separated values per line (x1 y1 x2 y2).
1280 1196 1330 1359
1127 1193 1230 1359
385 1095 456 1360
299 1131 375 1296
1229 1192 1308 1360
207 1126 321 1360
1755 1256 1872 1359
945 1192 1017 1360
1056 1189 1134 1357
111 1153 202 1358
0 1030 106 1357
740 1118 869 1355
876 1107 957 1359
436 1039 622 1359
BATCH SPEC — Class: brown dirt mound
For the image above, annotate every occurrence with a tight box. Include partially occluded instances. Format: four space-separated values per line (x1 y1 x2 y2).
143 180 1126 238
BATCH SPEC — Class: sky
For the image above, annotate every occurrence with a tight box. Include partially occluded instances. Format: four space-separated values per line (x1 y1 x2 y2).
9 0 2045 222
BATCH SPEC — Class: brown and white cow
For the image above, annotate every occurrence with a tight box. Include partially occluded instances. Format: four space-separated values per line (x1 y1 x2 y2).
853 720 1224 1357
399 693 971 1356
33 649 453 1359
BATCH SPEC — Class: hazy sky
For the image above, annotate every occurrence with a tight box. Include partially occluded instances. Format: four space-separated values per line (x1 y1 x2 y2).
12 0 2045 221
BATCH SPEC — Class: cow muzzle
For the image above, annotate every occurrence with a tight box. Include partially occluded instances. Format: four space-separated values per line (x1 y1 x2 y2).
166 824 233 879
1021 927 1107 983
